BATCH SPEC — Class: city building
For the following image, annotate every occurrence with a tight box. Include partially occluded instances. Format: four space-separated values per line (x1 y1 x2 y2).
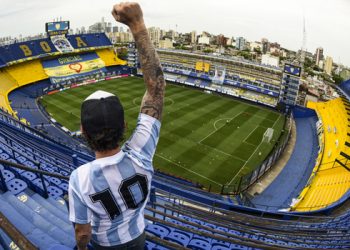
261 54 279 67
340 68 350 81
250 41 262 52
89 17 110 33
236 37 246 50
315 47 324 67
198 35 210 45
191 31 197 44
261 38 269 54
216 35 228 47
324 56 333 75
269 42 281 55
148 27 161 47
159 38 174 49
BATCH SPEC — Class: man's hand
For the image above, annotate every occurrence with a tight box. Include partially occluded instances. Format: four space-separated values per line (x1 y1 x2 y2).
112 2 145 33
111 2 166 121
75 223 91 250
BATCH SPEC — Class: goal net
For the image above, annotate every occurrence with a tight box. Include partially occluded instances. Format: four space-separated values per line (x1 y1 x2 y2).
262 128 274 143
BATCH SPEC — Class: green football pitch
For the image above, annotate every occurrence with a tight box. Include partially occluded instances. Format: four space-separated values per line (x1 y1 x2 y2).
41 77 285 192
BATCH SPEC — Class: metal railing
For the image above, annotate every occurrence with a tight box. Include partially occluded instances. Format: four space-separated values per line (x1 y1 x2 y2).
0 158 69 199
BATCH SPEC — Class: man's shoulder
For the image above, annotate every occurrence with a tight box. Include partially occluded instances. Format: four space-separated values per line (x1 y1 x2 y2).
69 161 92 182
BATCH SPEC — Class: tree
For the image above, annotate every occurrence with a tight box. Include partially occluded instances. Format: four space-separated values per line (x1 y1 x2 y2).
117 49 128 60
332 73 344 85
253 47 262 55
203 48 214 53
304 57 314 69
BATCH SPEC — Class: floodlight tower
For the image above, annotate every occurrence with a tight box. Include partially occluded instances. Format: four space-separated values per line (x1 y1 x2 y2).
300 17 307 67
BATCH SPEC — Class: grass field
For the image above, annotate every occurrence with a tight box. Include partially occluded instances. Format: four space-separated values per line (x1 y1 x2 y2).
41 77 285 192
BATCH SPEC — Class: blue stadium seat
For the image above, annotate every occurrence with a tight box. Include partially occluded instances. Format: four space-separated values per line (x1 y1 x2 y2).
59 181 69 191
146 224 171 239
153 245 171 250
192 234 212 244
211 244 231 250
211 239 230 248
47 186 64 198
49 177 62 186
187 238 212 250
6 178 28 195
229 243 250 249
0 153 10 160
164 230 191 247
21 171 37 181
1 169 15 182
32 178 49 191
145 241 156 250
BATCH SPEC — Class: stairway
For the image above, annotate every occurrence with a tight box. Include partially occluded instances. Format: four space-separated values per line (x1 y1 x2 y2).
0 191 75 249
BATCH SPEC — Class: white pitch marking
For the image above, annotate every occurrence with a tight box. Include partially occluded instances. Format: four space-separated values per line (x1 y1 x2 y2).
198 111 243 144
227 114 282 185
155 154 222 186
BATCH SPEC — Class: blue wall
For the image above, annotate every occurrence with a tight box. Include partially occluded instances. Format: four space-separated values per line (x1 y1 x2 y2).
292 105 317 118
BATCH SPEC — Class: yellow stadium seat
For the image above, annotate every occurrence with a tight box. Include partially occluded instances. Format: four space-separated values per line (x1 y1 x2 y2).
96 48 127 67
293 98 350 211
6 60 48 86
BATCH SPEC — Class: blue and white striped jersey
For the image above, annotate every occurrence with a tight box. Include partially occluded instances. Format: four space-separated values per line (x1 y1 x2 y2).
69 113 161 247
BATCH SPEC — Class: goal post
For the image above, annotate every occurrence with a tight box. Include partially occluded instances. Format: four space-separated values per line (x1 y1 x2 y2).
262 128 274 143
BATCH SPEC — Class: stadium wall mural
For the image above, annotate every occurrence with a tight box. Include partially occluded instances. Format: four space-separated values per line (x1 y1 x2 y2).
42 52 106 84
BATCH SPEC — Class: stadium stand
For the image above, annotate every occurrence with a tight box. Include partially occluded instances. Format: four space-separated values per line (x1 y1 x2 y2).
252 110 319 211
1 82 350 248
292 98 350 211
339 79 350 97
2 32 350 249
157 50 281 107
5 60 47 86
0 33 126 121
96 48 127 67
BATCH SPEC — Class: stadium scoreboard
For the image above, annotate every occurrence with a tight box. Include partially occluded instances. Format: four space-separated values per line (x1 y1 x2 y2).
283 64 301 77
46 21 70 36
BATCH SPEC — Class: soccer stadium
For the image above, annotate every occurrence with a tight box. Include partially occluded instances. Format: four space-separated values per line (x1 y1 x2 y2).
0 11 350 250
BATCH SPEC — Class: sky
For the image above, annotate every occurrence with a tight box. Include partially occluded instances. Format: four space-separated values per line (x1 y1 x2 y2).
1 0 350 66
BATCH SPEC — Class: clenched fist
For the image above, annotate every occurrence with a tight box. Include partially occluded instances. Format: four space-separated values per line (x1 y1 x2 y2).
112 2 145 32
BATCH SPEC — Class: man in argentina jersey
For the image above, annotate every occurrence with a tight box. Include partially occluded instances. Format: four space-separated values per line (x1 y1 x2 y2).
68 2 166 249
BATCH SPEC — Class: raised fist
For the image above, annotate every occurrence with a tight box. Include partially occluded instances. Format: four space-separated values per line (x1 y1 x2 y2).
112 2 144 30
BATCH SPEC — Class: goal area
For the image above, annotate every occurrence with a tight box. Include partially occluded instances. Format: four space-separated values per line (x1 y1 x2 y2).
262 128 274 143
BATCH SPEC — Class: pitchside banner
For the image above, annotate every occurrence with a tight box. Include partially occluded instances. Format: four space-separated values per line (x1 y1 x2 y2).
42 52 107 83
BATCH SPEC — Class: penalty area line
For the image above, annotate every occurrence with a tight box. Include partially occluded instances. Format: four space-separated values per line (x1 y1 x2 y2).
227 114 282 185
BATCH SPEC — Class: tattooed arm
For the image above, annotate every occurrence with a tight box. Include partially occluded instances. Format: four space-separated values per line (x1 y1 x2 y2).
112 2 166 120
